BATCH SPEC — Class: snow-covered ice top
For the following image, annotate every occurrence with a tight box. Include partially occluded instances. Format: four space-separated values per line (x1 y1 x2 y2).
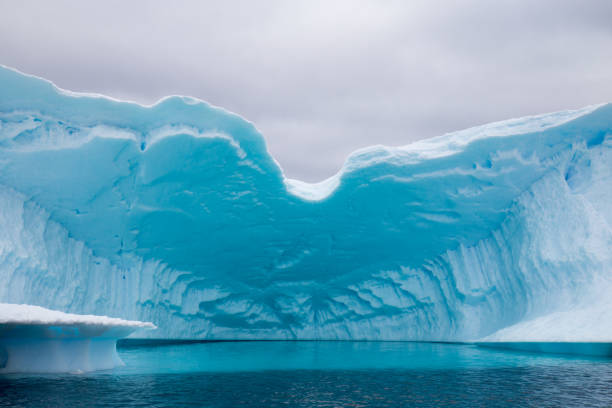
0 65 610 342
0 303 155 329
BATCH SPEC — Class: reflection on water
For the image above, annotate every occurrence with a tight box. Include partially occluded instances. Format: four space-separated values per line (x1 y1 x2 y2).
1 341 612 407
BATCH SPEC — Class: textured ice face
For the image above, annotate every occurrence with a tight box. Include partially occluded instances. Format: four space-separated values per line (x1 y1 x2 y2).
0 66 610 341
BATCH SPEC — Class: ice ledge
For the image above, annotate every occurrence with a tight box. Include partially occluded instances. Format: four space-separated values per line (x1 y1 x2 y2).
475 302 612 357
478 301 612 343
0 304 156 374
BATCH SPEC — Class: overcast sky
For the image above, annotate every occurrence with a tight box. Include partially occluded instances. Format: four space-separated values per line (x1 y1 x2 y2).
1 1 611 181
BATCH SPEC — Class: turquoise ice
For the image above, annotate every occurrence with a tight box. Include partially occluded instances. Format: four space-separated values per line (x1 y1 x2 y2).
0 66 610 341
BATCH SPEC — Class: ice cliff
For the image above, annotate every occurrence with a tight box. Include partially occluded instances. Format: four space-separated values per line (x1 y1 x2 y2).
0 66 610 341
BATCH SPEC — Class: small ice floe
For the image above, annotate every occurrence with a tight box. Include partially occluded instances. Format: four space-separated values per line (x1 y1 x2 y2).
0 303 155 374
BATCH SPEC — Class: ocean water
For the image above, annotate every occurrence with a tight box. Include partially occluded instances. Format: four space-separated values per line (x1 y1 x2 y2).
1 341 612 407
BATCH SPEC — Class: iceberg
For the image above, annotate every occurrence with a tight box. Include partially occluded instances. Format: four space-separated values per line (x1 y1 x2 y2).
0 65 610 342
0 303 154 373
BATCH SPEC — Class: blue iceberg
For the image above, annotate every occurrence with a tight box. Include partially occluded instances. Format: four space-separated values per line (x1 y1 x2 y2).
0 66 610 342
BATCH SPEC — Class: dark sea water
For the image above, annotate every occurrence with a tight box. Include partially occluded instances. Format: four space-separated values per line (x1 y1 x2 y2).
2 341 612 407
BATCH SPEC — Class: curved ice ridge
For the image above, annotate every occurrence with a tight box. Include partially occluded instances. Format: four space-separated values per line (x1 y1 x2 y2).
0 303 154 373
0 65 610 341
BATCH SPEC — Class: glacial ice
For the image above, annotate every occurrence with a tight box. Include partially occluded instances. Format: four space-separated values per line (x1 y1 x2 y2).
0 65 610 342
0 303 154 373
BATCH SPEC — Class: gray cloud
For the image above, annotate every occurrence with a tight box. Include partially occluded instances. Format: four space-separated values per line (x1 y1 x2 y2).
1 0 611 180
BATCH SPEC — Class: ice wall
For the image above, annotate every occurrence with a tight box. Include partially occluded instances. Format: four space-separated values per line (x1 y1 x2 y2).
0 66 610 340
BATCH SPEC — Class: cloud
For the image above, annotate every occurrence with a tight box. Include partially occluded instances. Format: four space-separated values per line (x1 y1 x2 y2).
1 0 611 180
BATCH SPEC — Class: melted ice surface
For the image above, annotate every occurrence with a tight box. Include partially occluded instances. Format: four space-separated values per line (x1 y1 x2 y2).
0 65 610 341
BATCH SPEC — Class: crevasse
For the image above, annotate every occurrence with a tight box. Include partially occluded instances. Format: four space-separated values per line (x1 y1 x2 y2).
0 65 610 341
